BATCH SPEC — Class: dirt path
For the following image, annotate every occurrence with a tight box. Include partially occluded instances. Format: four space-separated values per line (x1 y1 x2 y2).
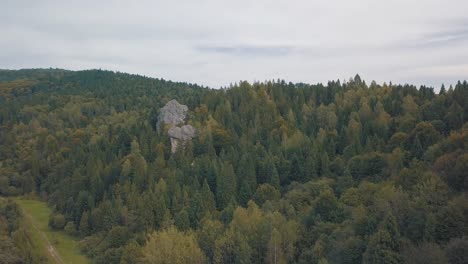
21 208 65 264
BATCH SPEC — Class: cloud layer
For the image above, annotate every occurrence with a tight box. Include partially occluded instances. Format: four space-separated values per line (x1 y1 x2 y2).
1 0 467 88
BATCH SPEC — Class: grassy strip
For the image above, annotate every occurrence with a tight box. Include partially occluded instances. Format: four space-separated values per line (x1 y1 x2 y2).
14 198 89 264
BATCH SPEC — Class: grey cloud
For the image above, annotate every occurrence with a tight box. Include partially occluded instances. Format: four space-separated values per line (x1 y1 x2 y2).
422 28 468 45
195 45 294 57
1 22 216 42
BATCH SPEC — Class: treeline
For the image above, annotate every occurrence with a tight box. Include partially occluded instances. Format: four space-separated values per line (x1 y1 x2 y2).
0 69 467 263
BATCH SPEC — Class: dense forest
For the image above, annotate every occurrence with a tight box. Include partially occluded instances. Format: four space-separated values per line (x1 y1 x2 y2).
0 69 467 264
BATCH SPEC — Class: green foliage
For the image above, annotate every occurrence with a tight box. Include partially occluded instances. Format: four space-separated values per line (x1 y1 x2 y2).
0 199 32 263
362 213 402 263
48 213 66 230
348 152 388 181
363 230 401 264
401 241 448 264
445 236 468 264
216 162 237 209
253 184 281 205
0 69 467 263
311 188 342 223
64 221 77 236
142 227 206 264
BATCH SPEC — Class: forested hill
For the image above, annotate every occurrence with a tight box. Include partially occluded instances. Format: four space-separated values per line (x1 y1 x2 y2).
0 69 467 264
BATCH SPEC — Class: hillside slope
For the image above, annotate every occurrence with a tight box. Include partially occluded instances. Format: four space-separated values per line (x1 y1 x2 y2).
1 69 467 263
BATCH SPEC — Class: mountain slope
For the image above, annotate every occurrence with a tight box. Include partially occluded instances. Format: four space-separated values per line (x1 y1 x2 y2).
1 69 467 264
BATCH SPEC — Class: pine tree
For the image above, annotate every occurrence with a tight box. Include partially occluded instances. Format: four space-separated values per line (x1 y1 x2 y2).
290 154 304 182
201 179 216 213
238 180 253 206
216 162 237 209
363 213 402 264
269 166 280 189
79 211 90 236
319 152 331 177
188 191 203 228
237 153 257 189
304 153 318 180
411 136 423 158
175 209 190 231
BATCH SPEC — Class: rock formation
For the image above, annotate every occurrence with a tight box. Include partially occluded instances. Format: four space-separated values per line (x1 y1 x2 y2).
157 99 189 129
157 100 195 153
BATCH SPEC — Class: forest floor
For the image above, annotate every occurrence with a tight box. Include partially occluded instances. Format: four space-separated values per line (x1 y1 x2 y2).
14 198 89 264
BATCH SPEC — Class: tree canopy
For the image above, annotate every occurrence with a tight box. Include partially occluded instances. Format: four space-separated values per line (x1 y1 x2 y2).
0 69 467 263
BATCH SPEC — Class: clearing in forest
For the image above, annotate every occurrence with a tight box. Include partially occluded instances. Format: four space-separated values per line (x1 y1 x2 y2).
14 198 89 264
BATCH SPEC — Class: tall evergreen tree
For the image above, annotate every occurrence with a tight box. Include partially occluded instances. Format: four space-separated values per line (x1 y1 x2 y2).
216 162 237 209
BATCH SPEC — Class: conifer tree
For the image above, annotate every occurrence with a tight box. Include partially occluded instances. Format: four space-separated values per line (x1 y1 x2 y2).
216 162 237 209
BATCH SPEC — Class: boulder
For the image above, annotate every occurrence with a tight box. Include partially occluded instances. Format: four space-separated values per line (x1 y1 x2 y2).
157 99 189 130
168 125 196 141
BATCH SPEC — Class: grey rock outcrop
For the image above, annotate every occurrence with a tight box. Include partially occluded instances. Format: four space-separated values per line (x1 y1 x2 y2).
157 99 189 129
168 125 196 141
157 100 196 153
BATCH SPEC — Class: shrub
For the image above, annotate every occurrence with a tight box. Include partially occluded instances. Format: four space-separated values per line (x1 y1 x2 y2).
48 213 66 230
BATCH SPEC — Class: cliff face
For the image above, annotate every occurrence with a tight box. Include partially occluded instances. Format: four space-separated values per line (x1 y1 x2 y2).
157 100 195 153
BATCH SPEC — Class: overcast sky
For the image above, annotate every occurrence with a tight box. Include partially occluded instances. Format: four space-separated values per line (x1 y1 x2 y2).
1 0 467 88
